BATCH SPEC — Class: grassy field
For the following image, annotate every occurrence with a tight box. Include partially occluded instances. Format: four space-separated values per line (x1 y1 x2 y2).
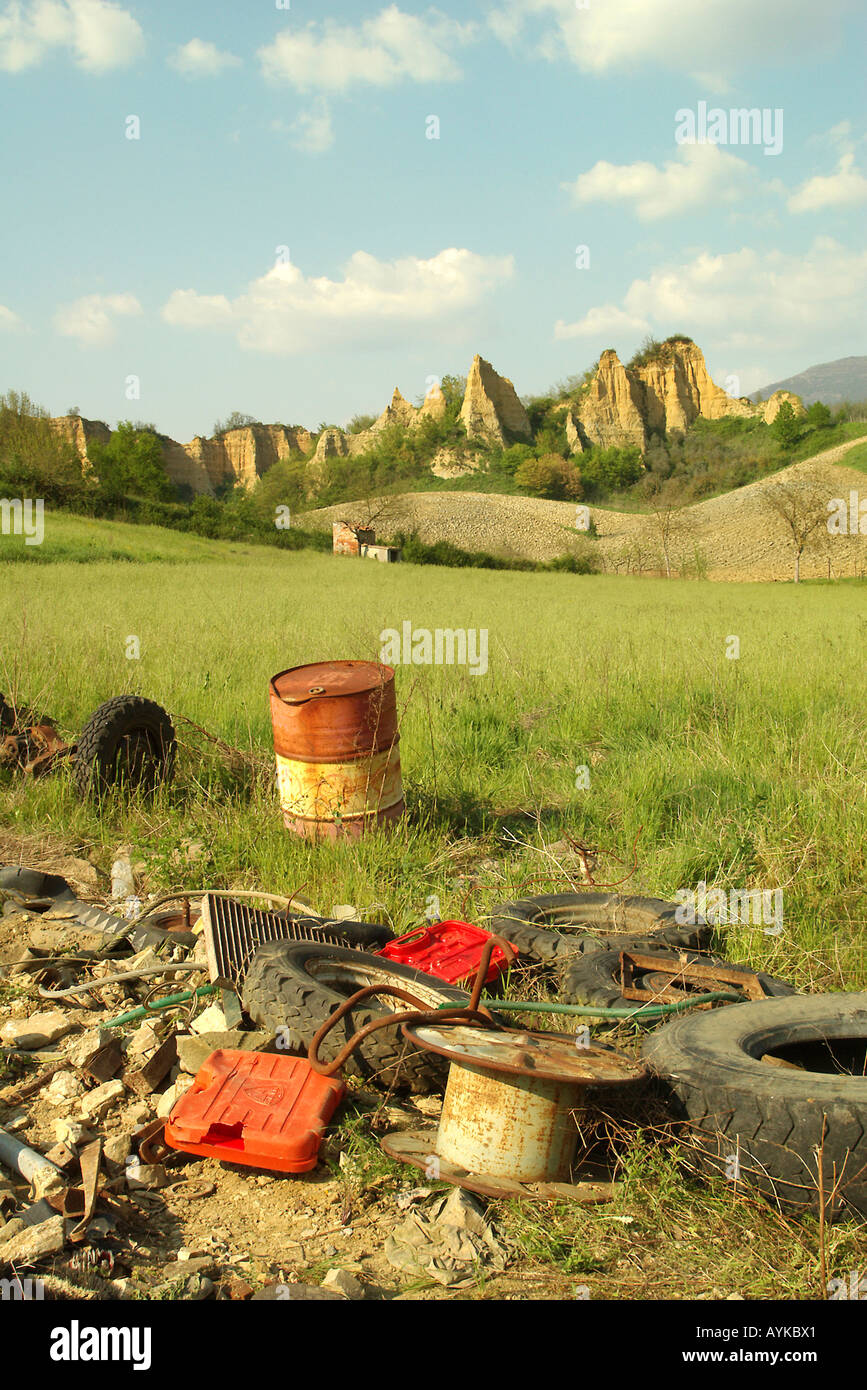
1 515 866 1297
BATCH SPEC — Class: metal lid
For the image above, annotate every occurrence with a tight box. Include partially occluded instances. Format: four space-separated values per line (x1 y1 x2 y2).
401 1024 646 1086
271 661 395 706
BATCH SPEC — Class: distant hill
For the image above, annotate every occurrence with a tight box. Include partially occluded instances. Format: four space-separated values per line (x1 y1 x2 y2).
751 356 867 407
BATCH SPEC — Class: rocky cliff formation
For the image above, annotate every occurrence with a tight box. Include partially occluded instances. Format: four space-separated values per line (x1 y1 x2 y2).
49 415 111 463
51 341 808 496
571 341 805 453
53 418 314 496
459 355 533 447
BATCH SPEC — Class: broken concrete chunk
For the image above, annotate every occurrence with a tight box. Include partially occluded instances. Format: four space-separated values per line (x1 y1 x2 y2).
102 1132 134 1170
79 1078 126 1122
0 1010 75 1049
54 1118 93 1147
125 1161 168 1191
125 1020 164 1059
66 1027 112 1069
44 1071 84 1106
190 1005 228 1036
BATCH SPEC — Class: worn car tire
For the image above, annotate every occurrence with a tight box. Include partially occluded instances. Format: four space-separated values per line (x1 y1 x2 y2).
643 992 867 1214
242 941 469 1093
558 946 795 1010
489 892 711 964
74 696 176 799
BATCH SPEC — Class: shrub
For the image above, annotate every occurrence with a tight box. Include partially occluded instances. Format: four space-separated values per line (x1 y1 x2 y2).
515 453 583 500
580 445 643 491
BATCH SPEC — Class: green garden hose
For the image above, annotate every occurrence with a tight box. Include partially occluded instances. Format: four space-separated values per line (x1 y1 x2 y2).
445 990 743 1023
106 983 218 1028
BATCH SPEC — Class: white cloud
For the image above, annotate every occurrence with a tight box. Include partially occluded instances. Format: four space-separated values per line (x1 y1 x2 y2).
54 291 142 345
0 304 25 332
487 0 853 79
168 38 240 78
555 238 867 353
555 305 649 340
259 4 476 92
273 101 336 155
161 291 233 329
565 143 760 222
161 248 514 354
788 152 867 212
0 0 144 73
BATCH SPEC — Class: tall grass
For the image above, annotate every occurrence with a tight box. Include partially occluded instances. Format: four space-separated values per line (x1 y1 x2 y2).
0 519 864 992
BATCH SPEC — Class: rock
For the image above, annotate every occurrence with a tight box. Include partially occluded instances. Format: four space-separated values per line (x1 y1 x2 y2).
761 389 806 423
0 1010 75 1049
459 355 532 447
321 1269 366 1300
578 349 647 451
573 339 795 454
54 1118 92 1146
125 1161 169 1191
312 426 351 465
125 1020 164 1059
67 1027 113 1069
374 387 418 432
251 1283 344 1301
103 1132 134 1169
565 408 585 454
79 1078 126 1122
418 381 448 422
176 1031 270 1076
44 1071 84 1105
0 1213 65 1263
190 1005 229 1035
156 1078 192 1119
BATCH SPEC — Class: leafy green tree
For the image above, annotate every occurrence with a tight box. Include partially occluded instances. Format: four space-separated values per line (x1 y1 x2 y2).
805 401 832 431
770 401 803 450
0 389 82 501
580 445 643 491
88 422 176 502
213 411 258 435
346 413 377 434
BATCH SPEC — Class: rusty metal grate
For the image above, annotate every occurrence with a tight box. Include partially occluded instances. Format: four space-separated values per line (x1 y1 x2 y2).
201 893 365 987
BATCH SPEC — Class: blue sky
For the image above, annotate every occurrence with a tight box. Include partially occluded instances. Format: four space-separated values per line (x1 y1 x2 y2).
0 0 865 441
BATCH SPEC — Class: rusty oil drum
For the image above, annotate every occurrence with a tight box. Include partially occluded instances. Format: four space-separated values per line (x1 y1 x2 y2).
269 660 404 840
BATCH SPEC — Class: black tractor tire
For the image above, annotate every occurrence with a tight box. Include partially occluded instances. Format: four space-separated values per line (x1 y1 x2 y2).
489 892 711 965
74 696 176 799
242 941 469 1093
558 946 795 1010
643 992 867 1214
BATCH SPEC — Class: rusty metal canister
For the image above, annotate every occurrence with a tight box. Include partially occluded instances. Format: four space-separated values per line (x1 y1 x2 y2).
269 660 404 840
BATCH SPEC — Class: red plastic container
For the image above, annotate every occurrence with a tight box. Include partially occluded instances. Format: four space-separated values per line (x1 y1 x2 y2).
377 921 513 987
164 1050 345 1174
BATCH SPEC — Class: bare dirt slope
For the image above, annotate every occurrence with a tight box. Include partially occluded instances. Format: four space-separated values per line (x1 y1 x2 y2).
300 438 867 582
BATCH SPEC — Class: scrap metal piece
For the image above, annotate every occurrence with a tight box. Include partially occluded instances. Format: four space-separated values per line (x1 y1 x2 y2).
201 892 377 988
382 1132 621 1204
618 949 765 1004
124 1034 178 1097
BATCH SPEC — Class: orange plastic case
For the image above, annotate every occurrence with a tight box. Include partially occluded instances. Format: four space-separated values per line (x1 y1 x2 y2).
164 1050 345 1173
377 920 513 986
